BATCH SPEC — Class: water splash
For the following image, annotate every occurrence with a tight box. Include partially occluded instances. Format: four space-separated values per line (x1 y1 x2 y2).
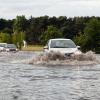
0 51 99 66
72 51 96 61
29 51 99 66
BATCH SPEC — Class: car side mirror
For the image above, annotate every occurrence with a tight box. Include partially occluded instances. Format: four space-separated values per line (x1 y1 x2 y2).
44 46 48 49
77 46 80 49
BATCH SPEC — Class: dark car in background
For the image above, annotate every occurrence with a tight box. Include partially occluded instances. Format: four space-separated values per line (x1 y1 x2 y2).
4 44 18 52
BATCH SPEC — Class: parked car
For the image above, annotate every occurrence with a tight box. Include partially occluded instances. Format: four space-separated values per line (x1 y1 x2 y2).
0 43 7 51
4 44 18 52
44 38 82 56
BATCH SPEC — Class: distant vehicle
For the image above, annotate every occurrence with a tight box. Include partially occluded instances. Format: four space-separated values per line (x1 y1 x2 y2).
0 43 7 51
4 44 18 52
44 38 82 56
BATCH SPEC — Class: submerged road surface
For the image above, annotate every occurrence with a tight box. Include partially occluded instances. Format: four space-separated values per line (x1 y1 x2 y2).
0 51 100 100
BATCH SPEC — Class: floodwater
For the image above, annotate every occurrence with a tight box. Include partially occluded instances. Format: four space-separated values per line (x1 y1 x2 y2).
0 51 100 100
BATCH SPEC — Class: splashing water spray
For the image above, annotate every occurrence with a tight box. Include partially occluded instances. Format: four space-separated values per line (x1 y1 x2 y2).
28 51 99 66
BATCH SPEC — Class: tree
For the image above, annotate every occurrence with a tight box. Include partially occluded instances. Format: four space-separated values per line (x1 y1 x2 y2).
73 33 88 52
74 18 100 53
84 18 100 52
0 32 11 43
12 31 25 49
13 15 27 32
13 16 27 49
2 28 12 35
40 25 63 44
26 16 49 44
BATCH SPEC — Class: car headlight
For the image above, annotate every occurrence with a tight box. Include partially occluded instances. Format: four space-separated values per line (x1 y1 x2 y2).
74 50 82 55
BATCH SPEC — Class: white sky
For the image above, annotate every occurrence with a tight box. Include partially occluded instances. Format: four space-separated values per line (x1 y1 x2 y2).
0 0 100 19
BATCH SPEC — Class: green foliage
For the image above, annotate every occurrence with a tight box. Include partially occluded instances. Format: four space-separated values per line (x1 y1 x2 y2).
74 33 88 52
2 28 12 34
0 32 11 43
13 15 27 32
74 18 100 53
12 31 25 49
12 15 26 49
40 25 63 44
26 16 49 44
0 16 100 52
84 18 100 52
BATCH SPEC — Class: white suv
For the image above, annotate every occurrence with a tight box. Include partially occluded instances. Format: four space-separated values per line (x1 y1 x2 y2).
44 38 82 56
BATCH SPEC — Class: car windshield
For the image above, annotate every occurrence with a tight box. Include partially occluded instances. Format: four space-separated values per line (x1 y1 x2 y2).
50 40 76 48
6 44 16 48
0 44 6 47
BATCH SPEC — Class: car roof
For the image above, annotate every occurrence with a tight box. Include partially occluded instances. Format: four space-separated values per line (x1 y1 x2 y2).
49 38 71 41
0 43 7 44
7 44 15 45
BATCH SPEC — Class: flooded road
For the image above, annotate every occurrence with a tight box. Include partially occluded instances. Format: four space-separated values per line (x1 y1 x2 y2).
0 51 100 100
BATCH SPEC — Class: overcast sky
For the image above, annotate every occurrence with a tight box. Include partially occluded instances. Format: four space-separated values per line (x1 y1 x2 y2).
0 0 100 19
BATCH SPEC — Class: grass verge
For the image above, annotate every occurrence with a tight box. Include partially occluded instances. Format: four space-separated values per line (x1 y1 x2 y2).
22 45 43 51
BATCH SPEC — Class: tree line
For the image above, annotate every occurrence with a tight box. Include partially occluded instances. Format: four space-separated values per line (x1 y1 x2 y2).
0 16 100 53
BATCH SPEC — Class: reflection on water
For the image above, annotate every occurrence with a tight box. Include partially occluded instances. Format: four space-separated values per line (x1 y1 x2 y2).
0 51 99 100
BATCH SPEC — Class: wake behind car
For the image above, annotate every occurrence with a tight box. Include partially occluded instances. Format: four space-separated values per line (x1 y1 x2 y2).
4 44 18 52
44 38 82 56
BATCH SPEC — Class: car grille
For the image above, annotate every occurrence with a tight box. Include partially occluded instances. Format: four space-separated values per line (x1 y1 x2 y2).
9 49 16 51
65 53 74 57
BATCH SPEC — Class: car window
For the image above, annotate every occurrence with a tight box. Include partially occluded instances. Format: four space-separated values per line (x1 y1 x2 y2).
50 40 76 48
0 44 6 47
6 44 16 48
